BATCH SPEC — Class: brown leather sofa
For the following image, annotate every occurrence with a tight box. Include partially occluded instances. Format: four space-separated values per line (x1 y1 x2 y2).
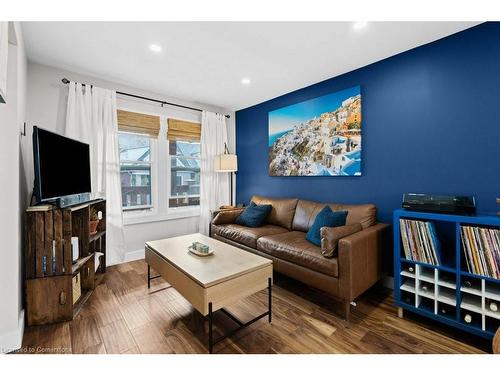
494 327 500 354
210 195 389 320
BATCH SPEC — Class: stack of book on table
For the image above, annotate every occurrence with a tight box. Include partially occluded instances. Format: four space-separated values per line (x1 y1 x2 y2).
460 226 500 279
400 219 441 265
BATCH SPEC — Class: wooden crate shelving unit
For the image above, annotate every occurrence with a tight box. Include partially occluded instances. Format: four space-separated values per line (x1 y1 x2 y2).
394 209 500 340
25 199 106 326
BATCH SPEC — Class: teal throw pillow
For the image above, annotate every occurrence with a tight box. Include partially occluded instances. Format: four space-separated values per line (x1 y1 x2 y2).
306 206 348 246
235 201 272 228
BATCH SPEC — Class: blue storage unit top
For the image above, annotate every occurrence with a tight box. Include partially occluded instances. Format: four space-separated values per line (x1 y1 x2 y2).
394 209 500 225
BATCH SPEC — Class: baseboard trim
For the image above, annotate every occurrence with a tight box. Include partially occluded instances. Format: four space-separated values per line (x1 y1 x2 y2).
0 309 25 354
123 249 145 263
107 249 145 266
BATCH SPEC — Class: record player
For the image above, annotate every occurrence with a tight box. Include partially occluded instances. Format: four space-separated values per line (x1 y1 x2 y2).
402 193 476 215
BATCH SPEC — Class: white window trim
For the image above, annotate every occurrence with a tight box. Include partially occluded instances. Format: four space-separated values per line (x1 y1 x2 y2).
119 109 202 226
123 207 201 226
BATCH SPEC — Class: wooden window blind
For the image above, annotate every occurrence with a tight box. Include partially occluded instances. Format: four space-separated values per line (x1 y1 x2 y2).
167 119 201 142
117 109 161 137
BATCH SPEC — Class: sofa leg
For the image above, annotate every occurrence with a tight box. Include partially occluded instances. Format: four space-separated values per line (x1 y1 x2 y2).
397 307 404 319
344 300 351 322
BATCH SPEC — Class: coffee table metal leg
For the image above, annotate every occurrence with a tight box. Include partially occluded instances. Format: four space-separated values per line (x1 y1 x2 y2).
147 264 161 289
268 277 272 323
206 279 272 353
208 302 213 354
147 265 151 289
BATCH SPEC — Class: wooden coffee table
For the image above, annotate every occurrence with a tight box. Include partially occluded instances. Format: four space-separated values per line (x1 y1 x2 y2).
145 233 273 353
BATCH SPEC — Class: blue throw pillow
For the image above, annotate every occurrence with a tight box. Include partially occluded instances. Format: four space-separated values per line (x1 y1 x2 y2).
306 206 348 246
235 201 272 228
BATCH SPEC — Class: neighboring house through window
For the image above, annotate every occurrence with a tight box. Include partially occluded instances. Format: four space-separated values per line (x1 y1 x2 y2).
168 139 201 208
119 132 152 209
117 109 160 211
167 118 201 208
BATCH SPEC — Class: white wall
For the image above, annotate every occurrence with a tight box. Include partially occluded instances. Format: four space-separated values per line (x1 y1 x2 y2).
0 22 27 353
24 62 235 262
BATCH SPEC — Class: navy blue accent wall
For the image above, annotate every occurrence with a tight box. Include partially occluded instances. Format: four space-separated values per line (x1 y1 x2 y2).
236 22 500 224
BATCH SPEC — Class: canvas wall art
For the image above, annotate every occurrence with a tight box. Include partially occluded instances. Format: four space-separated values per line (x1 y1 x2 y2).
268 86 362 176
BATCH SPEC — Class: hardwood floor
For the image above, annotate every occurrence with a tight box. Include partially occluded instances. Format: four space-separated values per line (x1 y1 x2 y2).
18 259 492 354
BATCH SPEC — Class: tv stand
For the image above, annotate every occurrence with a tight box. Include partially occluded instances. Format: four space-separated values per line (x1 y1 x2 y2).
25 199 106 326
55 192 92 208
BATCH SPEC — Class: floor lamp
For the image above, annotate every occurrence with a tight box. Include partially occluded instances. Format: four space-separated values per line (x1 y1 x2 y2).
215 143 238 207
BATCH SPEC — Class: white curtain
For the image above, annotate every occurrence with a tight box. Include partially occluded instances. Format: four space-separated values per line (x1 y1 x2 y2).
199 111 229 235
65 82 126 264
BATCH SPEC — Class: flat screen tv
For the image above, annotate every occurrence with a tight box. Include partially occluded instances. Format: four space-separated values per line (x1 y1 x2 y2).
33 126 91 204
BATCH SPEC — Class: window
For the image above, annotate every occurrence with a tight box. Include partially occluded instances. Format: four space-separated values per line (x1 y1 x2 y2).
118 109 202 223
119 132 153 210
168 139 201 208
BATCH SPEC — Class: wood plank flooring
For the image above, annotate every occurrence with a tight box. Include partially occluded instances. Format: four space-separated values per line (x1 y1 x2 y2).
17 259 492 354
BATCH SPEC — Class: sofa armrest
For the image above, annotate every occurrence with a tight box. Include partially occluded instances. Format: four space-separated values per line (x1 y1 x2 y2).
211 207 245 225
320 223 362 258
337 222 389 301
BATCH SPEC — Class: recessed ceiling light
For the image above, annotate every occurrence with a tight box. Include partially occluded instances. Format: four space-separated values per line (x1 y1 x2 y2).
241 77 251 85
149 44 162 52
353 22 368 30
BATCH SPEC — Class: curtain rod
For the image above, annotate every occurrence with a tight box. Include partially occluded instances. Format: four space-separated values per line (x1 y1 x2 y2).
61 78 230 118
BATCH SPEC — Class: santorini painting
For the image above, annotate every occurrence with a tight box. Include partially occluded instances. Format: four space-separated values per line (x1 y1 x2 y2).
268 86 362 176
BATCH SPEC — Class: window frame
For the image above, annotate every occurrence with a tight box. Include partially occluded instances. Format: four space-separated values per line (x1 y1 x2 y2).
167 138 201 210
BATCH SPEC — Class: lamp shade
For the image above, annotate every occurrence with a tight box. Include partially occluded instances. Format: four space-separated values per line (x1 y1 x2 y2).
215 154 238 172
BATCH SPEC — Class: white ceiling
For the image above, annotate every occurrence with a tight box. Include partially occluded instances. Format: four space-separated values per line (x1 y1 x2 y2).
22 22 479 111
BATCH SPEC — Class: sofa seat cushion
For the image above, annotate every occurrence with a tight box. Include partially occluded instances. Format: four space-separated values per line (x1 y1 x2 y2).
212 223 289 248
257 231 338 277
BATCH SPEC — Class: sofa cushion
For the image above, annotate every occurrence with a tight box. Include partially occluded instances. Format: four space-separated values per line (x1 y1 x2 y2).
292 200 325 232
306 207 347 246
292 199 376 231
331 203 376 229
235 202 272 227
257 231 338 277
251 195 298 230
212 223 289 248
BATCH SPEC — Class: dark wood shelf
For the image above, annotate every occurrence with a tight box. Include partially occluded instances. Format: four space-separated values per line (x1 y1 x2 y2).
95 272 105 285
74 272 104 317
89 230 105 243
25 199 106 326
73 289 93 316
72 253 94 275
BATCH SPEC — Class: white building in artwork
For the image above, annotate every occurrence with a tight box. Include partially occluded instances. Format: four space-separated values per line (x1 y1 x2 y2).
342 97 354 107
337 110 347 122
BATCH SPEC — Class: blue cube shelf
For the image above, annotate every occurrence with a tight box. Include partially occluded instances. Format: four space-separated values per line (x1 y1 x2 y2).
393 209 500 340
